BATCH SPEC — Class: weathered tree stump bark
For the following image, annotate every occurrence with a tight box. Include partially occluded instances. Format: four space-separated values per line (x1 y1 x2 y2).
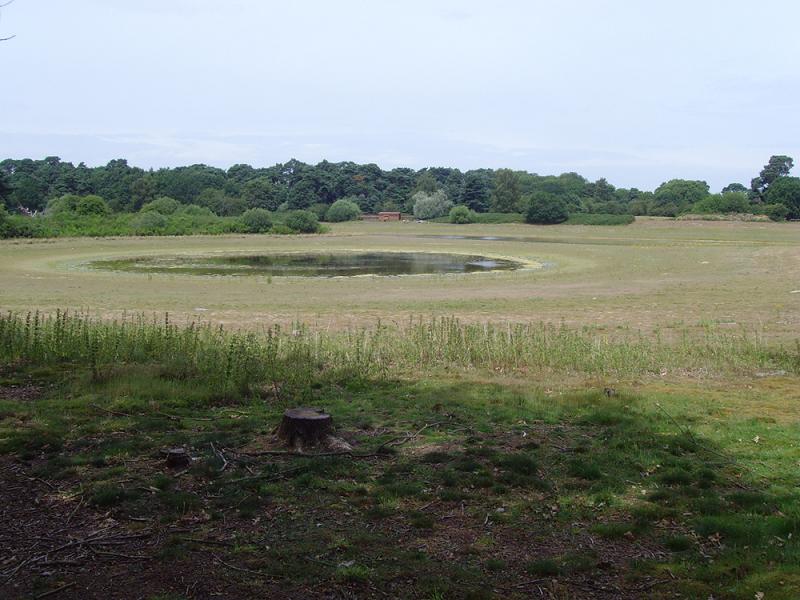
277 407 333 449
165 447 191 469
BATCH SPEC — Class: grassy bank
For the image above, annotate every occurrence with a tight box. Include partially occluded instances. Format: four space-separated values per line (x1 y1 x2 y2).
2 312 797 395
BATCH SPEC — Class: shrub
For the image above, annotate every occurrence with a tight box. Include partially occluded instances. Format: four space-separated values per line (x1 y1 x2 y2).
691 192 750 214
449 205 476 224
270 223 294 235
326 198 361 222
46 194 80 215
525 192 569 224
3 215 41 238
132 211 168 235
412 190 452 220
240 208 273 233
309 202 330 221
285 210 320 233
47 194 111 216
761 203 789 222
473 212 524 224
197 189 247 216
76 195 110 216
178 204 214 217
141 196 181 215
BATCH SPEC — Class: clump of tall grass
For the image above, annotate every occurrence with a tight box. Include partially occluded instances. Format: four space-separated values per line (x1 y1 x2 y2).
0 313 797 397
0 311 339 396
397 317 798 376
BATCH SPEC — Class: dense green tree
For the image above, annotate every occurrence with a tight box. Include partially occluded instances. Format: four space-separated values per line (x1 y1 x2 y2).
588 178 616 203
414 171 440 194
2 154 793 224
525 192 569 224
242 176 280 210
764 176 800 218
721 182 748 194
383 168 415 210
90 159 144 208
0 204 8 236
227 163 257 184
751 155 794 201
130 174 158 211
652 179 710 216
491 169 522 213
461 172 491 212
518 172 587 213
287 175 321 209
0 170 12 207
442 170 465 205
154 164 227 203
10 174 48 211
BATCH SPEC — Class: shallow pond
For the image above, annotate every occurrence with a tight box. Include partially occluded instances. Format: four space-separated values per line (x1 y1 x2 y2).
90 252 524 277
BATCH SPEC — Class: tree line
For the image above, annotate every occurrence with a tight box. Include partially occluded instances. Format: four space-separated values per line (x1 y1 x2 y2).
0 155 798 226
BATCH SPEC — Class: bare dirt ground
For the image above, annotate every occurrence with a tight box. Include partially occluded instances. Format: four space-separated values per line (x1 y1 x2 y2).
0 426 680 600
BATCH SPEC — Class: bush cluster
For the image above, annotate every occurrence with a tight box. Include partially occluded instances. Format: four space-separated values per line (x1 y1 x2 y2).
325 198 361 222
0 194 322 238
525 192 569 224
413 191 453 220
449 205 477 224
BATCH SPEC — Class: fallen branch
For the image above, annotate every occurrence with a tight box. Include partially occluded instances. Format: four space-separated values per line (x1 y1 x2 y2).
215 557 281 579
91 404 133 418
210 442 229 472
179 537 233 547
35 582 76 599
220 465 308 486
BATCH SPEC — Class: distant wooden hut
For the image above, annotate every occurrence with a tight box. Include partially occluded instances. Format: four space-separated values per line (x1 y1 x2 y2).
378 212 402 222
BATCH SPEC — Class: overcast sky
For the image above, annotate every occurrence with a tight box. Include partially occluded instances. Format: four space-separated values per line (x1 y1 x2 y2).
2 0 798 190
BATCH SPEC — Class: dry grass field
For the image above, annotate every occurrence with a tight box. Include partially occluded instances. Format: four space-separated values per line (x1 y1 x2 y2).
2 218 799 338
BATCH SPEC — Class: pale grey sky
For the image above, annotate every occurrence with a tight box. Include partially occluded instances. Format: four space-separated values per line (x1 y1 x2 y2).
2 0 798 190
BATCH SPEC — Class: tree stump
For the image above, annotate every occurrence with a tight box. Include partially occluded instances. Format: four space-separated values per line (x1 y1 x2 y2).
276 407 333 449
165 447 191 469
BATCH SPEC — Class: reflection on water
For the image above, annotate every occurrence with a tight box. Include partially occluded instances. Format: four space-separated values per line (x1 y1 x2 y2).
90 252 523 277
